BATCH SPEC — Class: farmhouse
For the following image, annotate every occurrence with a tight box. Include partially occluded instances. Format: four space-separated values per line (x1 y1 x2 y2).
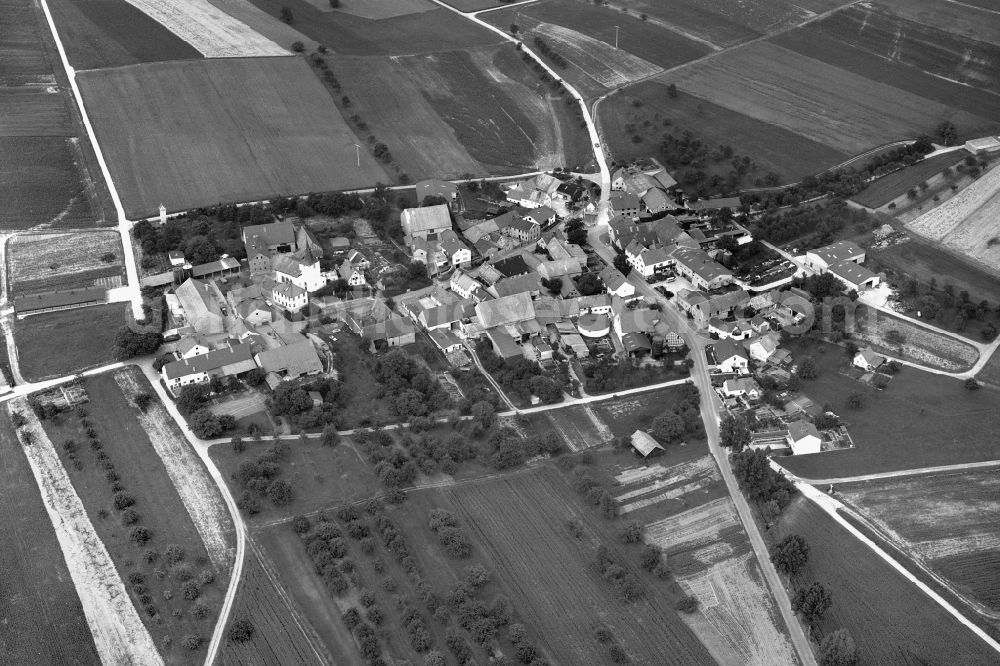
965 136 1000 155
177 335 211 359
337 259 367 287
544 235 587 269
476 292 535 329
244 221 296 273
609 192 641 219
688 197 742 215
485 327 522 360
677 289 749 329
786 420 821 455
401 204 451 246
491 274 541 300
450 270 481 300
805 240 865 273
854 347 886 372
600 266 635 298
175 278 224 334
429 328 464 354
254 339 323 382
710 339 749 374
722 377 762 400
630 430 664 457
626 242 674 279
363 315 416 350
161 343 257 395
522 206 556 226
273 248 326 293
744 332 779 363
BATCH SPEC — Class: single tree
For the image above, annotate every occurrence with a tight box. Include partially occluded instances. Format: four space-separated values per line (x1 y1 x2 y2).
770 534 809 577
792 582 832 630
279 6 293 22
965 377 980 391
798 357 818 380
819 628 859 666
667 83 678 98
719 414 751 451
847 392 864 409
614 252 631 276
229 618 255 643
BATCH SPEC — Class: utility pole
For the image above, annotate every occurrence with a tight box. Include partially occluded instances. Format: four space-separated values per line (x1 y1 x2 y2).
354 144 361 168
614 25 619 49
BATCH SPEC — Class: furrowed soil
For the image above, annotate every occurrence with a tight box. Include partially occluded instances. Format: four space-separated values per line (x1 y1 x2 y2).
0 411 101 664
776 495 999 665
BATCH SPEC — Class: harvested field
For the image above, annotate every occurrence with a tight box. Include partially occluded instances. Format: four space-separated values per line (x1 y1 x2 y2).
0 412 101 665
776 495 999 665
0 137 98 229
908 164 1000 240
806 3 1000 95
601 80 849 182
38 374 229 664
851 306 980 372
8 231 123 295
219 540 327 666
644 497 739 554
840 471 1000 613
246 0 500 55
450 468 717 664
0 86 70 136
13 303 127 381
780 339 1000 479
207 0 317 52
11 399 162 665
917 173 1000 274
115 367 235 570
851 151 971 209
668 41 994 155
47 0 202 70
78 58 387 219
119 0 288 57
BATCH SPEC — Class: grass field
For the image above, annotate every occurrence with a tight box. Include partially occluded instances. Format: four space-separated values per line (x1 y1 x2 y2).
840 471 1000 614
246 0 500 55
78 57 387 218
600 81 849 183
780 339 1000 479
667 41 995 156
775 495 998 665
14 303 127 381
219 540 327 666
0 413 102 664
40 373 228 663
8 231 123 295
851 151 971 209
48 0 202 70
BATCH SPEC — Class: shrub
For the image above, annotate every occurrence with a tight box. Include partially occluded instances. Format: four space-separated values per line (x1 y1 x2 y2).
608 644 630 663
594 626 613 643
229 618 255 642
104 469 119 483
165 545 185 565
237 491 261 515
127 571 146 586
143 603 157 617
182 580 200 601
143 548 159 563
267 479 293 505
191 602 211 619
675 595 699 613
619 521 643 544
342 607 362 630
121 508 140 525
113 491 135 510
130 526 152 545
174 564 195 581
180 634 202 650
464 565 490 589
292 515 311 534
200 570 215 585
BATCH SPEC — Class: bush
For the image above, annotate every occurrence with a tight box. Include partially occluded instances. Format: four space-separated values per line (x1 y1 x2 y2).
181 580 200 601
237 491 261 515
191 602 211 619
619 521 643 544
229 618 255 643
113 491 135 510
130 526 152 545
675 595 699 613
267 479 294 505
143 548 159 563
180 634 202 650
165 544 185 565
292 514 311 534
608 644 630 663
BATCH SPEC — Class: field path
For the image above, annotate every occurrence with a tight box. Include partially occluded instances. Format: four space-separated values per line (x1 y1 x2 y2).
10 398 163 665
776 467 1000 656
787 458 1000 485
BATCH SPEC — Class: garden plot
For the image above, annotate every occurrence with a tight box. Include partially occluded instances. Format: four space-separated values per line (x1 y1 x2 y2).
7 231 123 295
533 21 662 89
10 399 162 666
614 455 720 514
115 368 234 570
543 404 612 451
121 0 288 57
679 554 797 666
643 497 739 552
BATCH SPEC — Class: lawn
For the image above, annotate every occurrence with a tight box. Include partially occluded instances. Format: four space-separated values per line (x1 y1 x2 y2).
839 471 1000 615
209 437 379 527
219 540 328 666
668 41 995 156
850 151 972 209
39 373 228 663
14 303 128 381
779 339 1000 479
774 495 998 665
245 0 500 55
77 57 389 219
8 231 123 296
0 413 101 665
600 81 849 186
47 0 202 70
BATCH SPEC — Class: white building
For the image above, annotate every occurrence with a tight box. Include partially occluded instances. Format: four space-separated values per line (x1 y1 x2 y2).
786 420 821 455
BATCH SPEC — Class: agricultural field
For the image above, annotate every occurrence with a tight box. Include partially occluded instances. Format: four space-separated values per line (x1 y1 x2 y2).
206 0 318 52
775 495 999 665
13 303 127 381
443 468 718 664
47 0 202 70
77 57 388 219
219 541 327 666
36 373 233 663
0 0 108 230
850 151 971 209
600 82 849 184
0 411 101 665
331 44 592 180
876 0 1000 47
484 0 710 95
7 231 124 296
839 471 1000 615
246 0 500 55
437 0 499 10
667 41 995 156
976 350 1000 388
850 306 980 372
780 339 1000 480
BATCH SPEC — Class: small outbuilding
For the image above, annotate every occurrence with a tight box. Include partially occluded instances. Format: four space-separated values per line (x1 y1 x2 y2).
630 430 664 457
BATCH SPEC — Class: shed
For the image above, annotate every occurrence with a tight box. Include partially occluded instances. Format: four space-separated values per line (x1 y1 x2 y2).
630 430 664 457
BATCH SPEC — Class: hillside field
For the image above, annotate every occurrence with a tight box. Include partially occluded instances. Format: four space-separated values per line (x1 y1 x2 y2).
775 495 998 665
0 413 102 664
840 471 1000 615
78 57 388 218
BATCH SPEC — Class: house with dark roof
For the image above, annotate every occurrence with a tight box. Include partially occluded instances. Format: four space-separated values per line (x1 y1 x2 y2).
805 241 865 273
243 221 296 274
254 339 323 381
161 342 257 395
600 266 635 298
609 192 641 219
491 255 533 279
853 347 886 372
709 338 748 374
13 287 106 318
671 247 734 291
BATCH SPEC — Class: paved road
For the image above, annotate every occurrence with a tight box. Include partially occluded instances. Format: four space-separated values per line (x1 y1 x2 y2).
781 470 1000 655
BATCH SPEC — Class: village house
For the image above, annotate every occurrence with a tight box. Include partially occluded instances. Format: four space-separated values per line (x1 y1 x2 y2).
721 377 763 400
625 242 674 279
401 204 452 246
710 338 749 374
415 179 459 209
521 206 556 226
609 192 641 219
743 332 780 363
273 246 326 293
175 278 224 335
854 347 886 372
671 247 734 291
254 339 323 385
271 282 307 311
450 270 481 300
161 342 257 395
600 266 635 298
337 259 367 287
243 220 296 274
786 420 822 455
677 289 749 329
